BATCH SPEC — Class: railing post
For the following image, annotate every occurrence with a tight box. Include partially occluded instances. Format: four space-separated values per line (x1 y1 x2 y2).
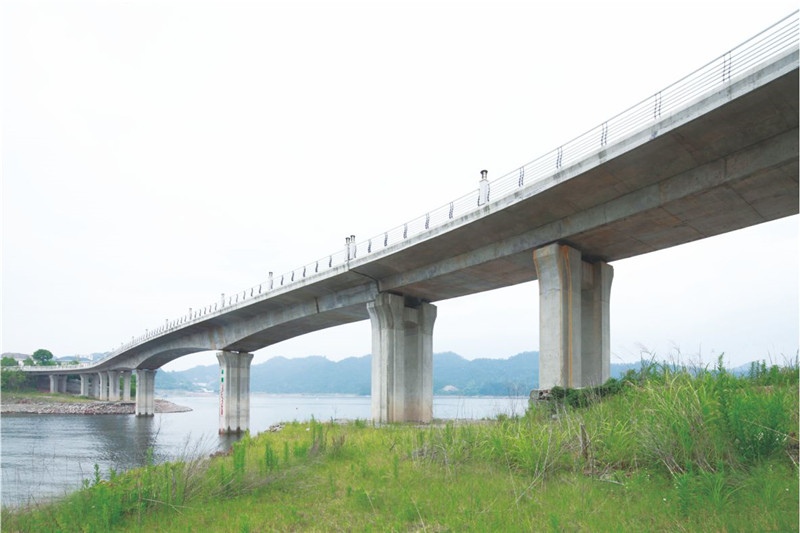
478 169 489 205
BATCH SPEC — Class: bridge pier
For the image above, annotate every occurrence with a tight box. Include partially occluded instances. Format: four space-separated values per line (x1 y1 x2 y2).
122 371 132 402
217 351 254 434
80 374 90 396
107 370 121 401
368 292 436 424
97 372 109 400
135 369 156 416
533 243 613 390
48 375 68 394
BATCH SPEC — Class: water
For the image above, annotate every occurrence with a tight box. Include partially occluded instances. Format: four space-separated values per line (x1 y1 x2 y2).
1 394 526 508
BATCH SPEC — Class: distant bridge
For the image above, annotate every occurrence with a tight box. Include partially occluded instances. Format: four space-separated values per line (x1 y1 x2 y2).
22 13 799 433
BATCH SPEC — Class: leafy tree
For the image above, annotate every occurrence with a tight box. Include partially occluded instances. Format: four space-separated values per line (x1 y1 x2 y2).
22 357 34 366
0 369 37 391
1 356 18 367
32 349 54 366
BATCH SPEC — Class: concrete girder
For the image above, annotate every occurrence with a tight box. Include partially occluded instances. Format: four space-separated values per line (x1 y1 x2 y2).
376 127 797 303
118 282 378 370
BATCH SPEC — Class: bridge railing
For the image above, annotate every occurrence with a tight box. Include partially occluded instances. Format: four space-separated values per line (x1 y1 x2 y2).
15 362 98 373
99 11 799 363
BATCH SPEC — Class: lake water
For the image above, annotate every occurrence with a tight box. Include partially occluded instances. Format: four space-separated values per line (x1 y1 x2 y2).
1 394 527 508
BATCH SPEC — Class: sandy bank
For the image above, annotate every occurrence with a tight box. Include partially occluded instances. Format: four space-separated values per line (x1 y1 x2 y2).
1 397 191 415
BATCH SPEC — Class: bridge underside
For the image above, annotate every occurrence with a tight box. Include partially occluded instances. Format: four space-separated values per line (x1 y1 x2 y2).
364 65 798 303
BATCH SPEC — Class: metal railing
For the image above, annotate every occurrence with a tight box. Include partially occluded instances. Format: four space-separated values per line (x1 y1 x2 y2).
90 11 798 366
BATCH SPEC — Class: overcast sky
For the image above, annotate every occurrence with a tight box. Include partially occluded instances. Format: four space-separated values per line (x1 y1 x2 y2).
3 0 798 372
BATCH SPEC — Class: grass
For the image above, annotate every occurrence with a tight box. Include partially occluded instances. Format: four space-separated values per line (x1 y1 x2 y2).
2 391 98 403
3 359 798 532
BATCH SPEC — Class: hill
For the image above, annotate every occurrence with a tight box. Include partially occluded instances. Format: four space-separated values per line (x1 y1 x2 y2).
155 352 648 395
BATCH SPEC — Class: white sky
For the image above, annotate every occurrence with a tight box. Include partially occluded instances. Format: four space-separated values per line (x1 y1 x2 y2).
2 0 797 372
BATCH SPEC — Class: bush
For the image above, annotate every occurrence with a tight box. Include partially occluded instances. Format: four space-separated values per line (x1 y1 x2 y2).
1 369 38 391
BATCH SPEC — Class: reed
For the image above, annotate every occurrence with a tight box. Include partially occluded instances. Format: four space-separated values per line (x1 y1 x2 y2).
2 358 797 532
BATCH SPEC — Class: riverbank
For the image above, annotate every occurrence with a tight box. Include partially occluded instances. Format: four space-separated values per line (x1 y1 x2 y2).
1 393 191 415
3 363 797 531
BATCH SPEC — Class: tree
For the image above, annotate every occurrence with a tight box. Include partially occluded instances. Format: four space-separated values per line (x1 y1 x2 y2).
1 356 18 367
1 369 37 391
32 349 54 366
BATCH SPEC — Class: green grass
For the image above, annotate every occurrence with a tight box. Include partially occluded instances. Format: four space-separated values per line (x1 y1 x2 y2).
3 360 798 532
2 391 97 403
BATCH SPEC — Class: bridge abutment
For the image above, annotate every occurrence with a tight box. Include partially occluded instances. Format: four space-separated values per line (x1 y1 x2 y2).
135 369 156 416
368 292 436 424
217 351 254 434
533 243 613 390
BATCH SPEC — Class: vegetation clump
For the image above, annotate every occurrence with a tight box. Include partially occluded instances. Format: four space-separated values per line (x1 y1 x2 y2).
3 357 797 532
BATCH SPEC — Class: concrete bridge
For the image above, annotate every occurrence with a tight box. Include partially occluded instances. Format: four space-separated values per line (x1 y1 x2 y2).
21 14 799 433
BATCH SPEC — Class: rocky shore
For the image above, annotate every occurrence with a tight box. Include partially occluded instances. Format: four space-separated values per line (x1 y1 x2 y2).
1 396 191 415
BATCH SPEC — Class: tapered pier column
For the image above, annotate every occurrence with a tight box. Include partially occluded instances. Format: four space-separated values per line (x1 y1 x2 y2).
80 375 90 396
135 369 156 416
533 243 613 390
368 292 437 424
107 370 120 401
122 371 132 402
98 372 109 400
217 351 254 434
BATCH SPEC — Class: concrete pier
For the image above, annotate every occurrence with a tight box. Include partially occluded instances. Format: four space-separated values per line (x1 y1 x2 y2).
135 369 156 416
533 243 613 389
107 370 121 401
49 375 68 394
98 372 109 400
80 375 90 396
122 371 132 402
217 351 254 434
367 292 436 423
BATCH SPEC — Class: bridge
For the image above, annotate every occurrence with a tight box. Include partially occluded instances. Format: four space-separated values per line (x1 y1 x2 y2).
21 13 799 433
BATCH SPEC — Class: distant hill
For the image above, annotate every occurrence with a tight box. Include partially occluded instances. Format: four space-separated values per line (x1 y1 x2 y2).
155 352 653 396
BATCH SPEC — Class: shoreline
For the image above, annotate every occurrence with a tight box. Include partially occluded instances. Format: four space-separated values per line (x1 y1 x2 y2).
1 397 191 415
